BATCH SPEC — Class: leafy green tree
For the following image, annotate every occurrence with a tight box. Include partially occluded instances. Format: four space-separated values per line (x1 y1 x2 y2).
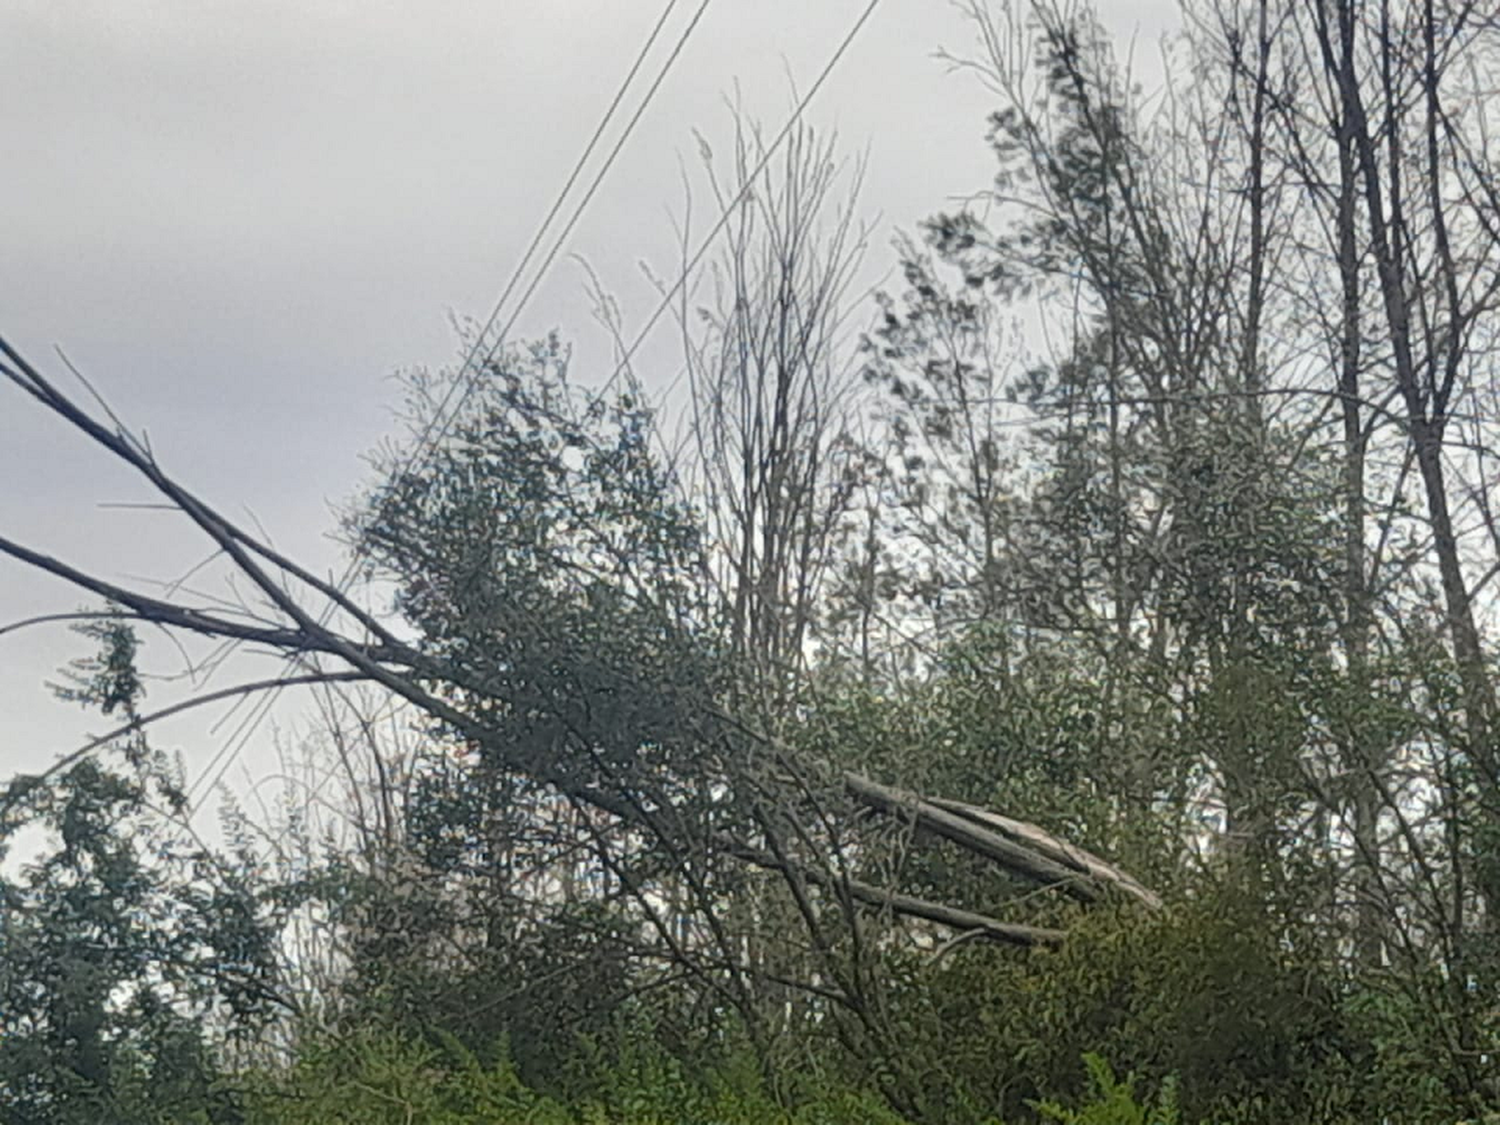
858 0 1352 903
331 338 772 1073
0 618 284 1123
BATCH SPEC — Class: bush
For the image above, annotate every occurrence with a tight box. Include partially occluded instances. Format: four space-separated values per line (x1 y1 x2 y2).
1026 1054 1178 1125
244 1025 912 1125
878 889 1364 1124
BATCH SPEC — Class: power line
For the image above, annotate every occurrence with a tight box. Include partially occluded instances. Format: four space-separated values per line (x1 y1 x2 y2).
395 0 709 489
469 0 715 390
187 0 711 810
603 0 882 397
193 0 882 814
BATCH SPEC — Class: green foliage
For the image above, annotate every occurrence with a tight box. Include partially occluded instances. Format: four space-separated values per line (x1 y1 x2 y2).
327 340 762 1079
358 334 709 646
329 845 640 1087
246 1025 911 1125
352 335 728 834
1027 1055 1178 1125
804 632 1180 914
16 3 1500 1113
243 1028 571 1125
1 618 280 1123
874 890 1373 1125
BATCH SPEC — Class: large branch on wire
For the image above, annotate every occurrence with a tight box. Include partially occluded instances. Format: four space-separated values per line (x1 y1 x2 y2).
0 336 401 653
0 534 318 654
0 336 1159 947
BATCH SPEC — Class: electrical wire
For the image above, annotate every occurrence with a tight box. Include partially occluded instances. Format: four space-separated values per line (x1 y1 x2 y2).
454 0 716 438
602 0 882 397
186 0 711 809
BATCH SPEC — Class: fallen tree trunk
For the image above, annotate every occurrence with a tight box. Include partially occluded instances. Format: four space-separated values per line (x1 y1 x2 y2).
727 842 1067 946
927 797 1162 909
843 773 1101 903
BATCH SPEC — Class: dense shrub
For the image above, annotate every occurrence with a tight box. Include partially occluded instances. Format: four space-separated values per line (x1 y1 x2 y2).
244 1026 911 1125
876 890 1370 1125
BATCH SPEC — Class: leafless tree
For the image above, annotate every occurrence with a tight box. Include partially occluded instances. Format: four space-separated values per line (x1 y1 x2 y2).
670 116 873 723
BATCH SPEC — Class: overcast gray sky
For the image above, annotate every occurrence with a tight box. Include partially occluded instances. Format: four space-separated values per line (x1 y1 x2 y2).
1 0 1179 822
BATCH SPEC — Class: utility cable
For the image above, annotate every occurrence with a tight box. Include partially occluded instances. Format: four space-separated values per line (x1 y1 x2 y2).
186 0 710 810
602 0 882 397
